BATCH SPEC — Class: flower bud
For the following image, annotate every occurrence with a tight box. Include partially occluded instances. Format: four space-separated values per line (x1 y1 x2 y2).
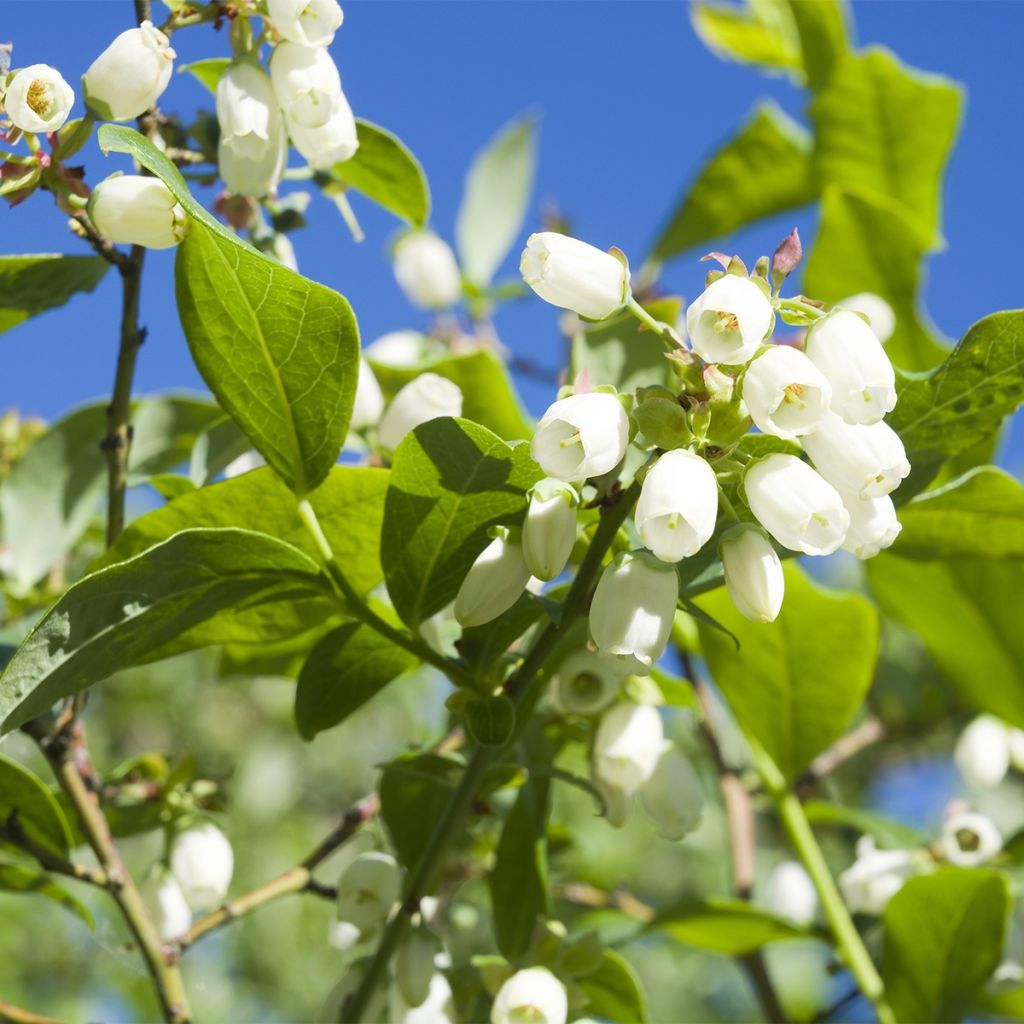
491 967 568 1024
391 973 456 1024
954 715 1011 790
522 479 578 581
635 449 718 563
744 454 849 556
720 524 784 624
839 293 896 344
3 64 74 133
141 867 192 941
395 928 441 1008
520 232 629 321
941 810 1002 867
593 703 664 797
288 92 359 169
269 41 341 129
639 745 704 840
365 330 428 367
741 345 831 439
88 174 189 250
804 310 896 425
454 529 531 628
377 372 463 452
350 357 385 430
837 835 916 916
590 552 678 672
686 275 773 365
169 823 234 911
802 414 910 500
266 0 344 48
217 62 287 198
550 649 621 715
765 860 817 925
393 232 462 310
531 393 629 483
336 851 401 936
83 21 174 122
839 490 901 559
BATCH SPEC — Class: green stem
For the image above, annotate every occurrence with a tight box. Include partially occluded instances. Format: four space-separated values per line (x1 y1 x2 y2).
331 193 365 243
627 297 683 352
777 297 825 322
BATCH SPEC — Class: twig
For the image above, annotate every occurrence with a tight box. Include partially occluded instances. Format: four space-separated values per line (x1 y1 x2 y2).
0 1000 64 1024
69 214 130 270
554 880 655 923
805 718 884 783
0 814 108 888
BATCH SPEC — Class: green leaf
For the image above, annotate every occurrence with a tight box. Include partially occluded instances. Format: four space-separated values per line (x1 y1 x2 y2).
691 0 801 77
465 696 515 749
0 859 95 929
802 799 925 850
650 103 815 262
0 254 109 335
883 868 1010 1023
381 417 540 628
0 754 74 856
696 564 878 781
178 57 229 92
785 0 848 90
0 528 326 734
652 898 815 954
456 113 537 286
458 593 544 676
577 949 649 1024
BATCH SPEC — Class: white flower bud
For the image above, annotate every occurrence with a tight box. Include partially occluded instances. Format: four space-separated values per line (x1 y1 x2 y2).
83 21 174 122
838 836 916 916
454 529 531 628
170 823 234 911
639 745 704 840
365 330 428 367
941 810 1002 867
3 64 74 133
594 703 664 797
377 372 463 452
269 41 341 128
392 973 456 1024
216 62 287 198
720 524 784 624
550 649 621 715
802 414 910 500
839 490 901 559
520 232 630 321
393 232 462 310
326 919 361 950
954 715 1011 790
839 293 896 344
336 851 401 936
686 275 773 365
765 860 817 925
635 449 718 563
266 0 344 48
531 393 629 483
141 868 192 941
804 310 897 425
741 345 832 439
395 928 441 1008
88 175 189 250
522 480 578 581
491 967 568 1024
288 91 359 169
590 552 678 672
350 357 385 431
744 454 849 556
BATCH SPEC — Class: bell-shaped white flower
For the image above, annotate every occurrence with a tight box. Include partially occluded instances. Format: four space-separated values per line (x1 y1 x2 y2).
454 529 531 628
839 489 901 559
744 454 849 556
83 21 174 122
217 61 287 198
520 232 629 321
838 835 916 916
88 174 189 250
941 810 1002 867
802 413 910 499
954 715 1011 790
765 860 817 925
491 967 568 1024
839 293 896 344
269 41 342 128
531 393 629 483
392 973 456 1024
393 231 462 310
336 851 401 936
141 867 192 942
169 823 234 911
266 0 344 48
365 330 428 367
550 649 621 715
804 310 897 425
720 524 784 624
350 357 385 431
639 745 704 840
3 64 74 133
686 275 773 365
522 479 578 581
590 552 678 672
395 928 441 1008
741 345 831 439
593 703 664 797
288 91 359 169
635 449 718 563
377 372 463 452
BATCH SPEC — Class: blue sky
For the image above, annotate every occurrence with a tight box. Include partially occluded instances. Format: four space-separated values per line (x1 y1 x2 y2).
2 1 1022 470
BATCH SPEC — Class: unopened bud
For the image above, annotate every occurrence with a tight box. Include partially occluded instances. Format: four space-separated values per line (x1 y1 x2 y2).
83 21 174 122
639 744 703 840
89 174 188 250
393 231 462 310
720 524 784 624
377 373 463 452
593 702 664 797
454 528 531 628
522 479 577 581
169 822 234 911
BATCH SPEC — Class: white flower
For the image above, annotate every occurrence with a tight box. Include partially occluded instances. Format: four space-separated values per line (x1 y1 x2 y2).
83 21 174 122
590 552 678 673
395 929 440 1008
88 175 188 250
266 0 344 48
839 293 896 344
765 860 817 925
141 868 192 942
3 64 74 133
288 91 359 169
550 649 621 715
491 967 568 1024
531 393 629 483
801 414 910 500
804 310 897 426
365 330 428 367
744 454 849 556
520 232 629 321
454 529 531 628
592 703 664 797
393 232 462 310
269 41 341 128
720 524 784 624
639 745 704 840
216 62 287 198
392 973 456 1024
839 489 901 559
522 480 578 581
838 836 916 916
349 357 385 430
336 851 401 936
635 449 718 563
377 372 463 452
941 811 1002 867
170 823 234 911
741 345 831 439
685 275 773 365
954 715 1011 790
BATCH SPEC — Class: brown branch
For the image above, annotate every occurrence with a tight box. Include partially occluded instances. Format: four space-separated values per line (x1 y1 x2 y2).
806 717 884 784
68 215 130 270
554 881 655 923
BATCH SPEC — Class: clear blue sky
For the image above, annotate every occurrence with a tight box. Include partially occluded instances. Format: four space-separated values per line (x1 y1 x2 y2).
2 1 1022 471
